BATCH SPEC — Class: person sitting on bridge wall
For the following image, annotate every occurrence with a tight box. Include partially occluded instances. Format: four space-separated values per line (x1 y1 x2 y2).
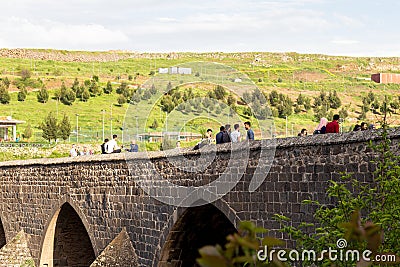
127 140 138 152
298 128 308 136
105 135 121 153
313 117 328 134
325 114 340 133
101 138 109 154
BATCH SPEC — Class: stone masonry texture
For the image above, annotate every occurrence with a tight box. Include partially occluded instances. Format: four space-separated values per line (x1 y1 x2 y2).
0 128 398 267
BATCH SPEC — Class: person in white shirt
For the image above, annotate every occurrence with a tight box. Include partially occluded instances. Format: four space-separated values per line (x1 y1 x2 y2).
106 134 121 153
230 123 241 143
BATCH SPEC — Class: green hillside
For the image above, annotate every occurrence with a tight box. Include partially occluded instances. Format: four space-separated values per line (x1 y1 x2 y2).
0 50 399 145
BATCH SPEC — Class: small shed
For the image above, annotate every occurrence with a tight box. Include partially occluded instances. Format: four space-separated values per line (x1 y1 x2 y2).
0 116 25 141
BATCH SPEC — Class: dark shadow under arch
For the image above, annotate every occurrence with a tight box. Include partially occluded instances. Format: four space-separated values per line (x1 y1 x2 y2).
0 217 6 249
53 203 95 266
158 203 237 267
44 202 96 267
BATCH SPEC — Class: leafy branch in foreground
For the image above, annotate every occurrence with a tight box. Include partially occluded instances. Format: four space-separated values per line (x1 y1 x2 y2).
197 221 285 267
275 109 400 266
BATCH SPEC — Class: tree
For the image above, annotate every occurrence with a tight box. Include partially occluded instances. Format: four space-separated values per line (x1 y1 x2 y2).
104 81 113 94
76 85 85 99
117 82 129 96
60 82 74 105
117 95 127 105
314 90 328 107
22 124 33 140
294 104 302 114
2 77 10 89
297 93 305 105
60 81 67 97
92 75 99 82
371 99 380 114
41 112 58 142
268 90 279 106
19 68 31 80
277 94 293 118
366 91 375 104
150 84 158 95
242 91 252 104
303 97 312 110
58 114 71 141
71 78 80 92
131 92 141 104
89 80 101 96
17 86 28 101
150 119 159 129
227 95 235 106
252 88 266 105
329 90 342 109
214 85 227 100
142 89 152 100
160 95 175 113
61 89 76 105
37 86 49 103
81 88 90 102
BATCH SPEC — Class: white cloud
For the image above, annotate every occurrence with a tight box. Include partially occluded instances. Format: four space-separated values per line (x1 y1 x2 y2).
331 39 360 45
0 17 130 50
0 0 398 56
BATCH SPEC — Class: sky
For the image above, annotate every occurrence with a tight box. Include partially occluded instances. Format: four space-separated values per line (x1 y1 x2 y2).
0 0 399 56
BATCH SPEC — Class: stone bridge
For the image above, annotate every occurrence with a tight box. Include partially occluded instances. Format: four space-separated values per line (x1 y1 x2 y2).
0 129 399 267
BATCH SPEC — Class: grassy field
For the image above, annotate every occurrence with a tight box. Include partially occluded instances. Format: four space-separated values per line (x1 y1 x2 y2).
0 50 399 150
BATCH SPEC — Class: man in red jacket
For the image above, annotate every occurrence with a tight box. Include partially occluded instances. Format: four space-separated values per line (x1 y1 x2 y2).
326 114 340 133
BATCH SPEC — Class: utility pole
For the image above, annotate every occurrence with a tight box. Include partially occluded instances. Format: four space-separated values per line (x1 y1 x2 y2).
102 109 105 141
285 116 288 137
76 114 79 143
110 104 113 138
135 116 138 140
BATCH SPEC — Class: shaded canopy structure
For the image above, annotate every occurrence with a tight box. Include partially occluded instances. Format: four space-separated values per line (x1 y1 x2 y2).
0 116 25 141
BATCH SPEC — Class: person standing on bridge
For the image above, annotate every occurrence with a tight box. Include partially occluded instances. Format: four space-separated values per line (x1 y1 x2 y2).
244 121 254 141
230 123 241 143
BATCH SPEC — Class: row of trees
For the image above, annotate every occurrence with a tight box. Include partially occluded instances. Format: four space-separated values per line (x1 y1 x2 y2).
360 91 400 119
115 81 158 105
40 112 71 142
159 84 232 114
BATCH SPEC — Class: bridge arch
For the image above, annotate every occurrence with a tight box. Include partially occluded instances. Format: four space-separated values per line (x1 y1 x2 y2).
0 215 6 249
157 200 239 267
39 200 95 267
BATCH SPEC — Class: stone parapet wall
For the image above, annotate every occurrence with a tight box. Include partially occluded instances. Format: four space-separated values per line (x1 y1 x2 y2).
0 128 398 266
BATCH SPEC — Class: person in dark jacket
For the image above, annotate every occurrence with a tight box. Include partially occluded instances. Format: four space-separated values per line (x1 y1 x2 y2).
100 138 109 154
216 126 225 144
128 140 139 152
